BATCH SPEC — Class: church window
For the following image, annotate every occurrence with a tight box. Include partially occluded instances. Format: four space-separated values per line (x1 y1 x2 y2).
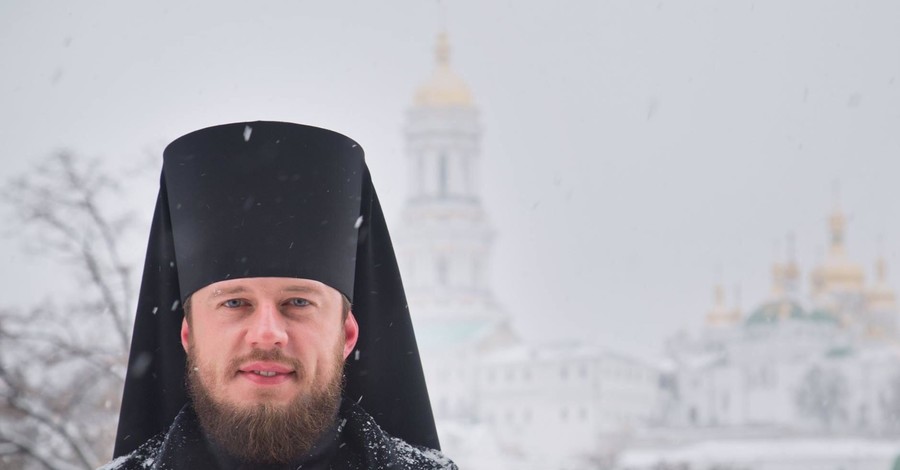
416 153 424 196
438 153 448 196
437 256 448 286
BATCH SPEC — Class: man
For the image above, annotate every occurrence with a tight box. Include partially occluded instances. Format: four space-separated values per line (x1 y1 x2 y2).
104 122 456 469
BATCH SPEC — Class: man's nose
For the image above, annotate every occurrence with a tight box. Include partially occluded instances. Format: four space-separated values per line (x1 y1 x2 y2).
246 302 288 348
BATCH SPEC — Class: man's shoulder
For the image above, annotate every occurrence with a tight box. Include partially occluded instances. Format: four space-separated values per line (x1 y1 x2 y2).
97 433 165 470
387 435 458 470
342 402 457 470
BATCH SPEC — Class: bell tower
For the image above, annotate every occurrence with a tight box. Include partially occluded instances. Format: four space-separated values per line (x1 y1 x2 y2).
395 32 516 424
397 32 503 323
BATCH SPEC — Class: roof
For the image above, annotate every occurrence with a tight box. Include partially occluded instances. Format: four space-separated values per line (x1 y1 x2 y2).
744 300 839 327
414 317 506 352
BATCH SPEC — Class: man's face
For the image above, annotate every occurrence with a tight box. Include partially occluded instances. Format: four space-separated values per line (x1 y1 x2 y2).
181 276 358 411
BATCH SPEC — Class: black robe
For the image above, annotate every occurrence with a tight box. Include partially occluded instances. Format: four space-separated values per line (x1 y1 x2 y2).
102 399 456 470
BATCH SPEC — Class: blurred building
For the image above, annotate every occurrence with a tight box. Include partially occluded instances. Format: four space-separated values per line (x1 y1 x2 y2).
632 205 900 469
395 33 658 469
663 206 900 431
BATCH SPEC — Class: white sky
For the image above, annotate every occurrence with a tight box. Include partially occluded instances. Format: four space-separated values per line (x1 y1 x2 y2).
1 0 899 361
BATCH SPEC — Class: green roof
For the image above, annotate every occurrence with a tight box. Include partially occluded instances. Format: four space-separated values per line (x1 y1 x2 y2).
826 346 854 358
808 308 840 324
745 300 806 326
744 301 840 327
414 318 499 351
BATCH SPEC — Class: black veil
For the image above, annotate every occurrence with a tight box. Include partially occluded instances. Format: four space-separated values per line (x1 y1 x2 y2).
113 121 439 457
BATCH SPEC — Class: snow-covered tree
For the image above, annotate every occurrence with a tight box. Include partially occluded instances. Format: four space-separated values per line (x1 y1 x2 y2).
879 371 900 432
795 365 850 431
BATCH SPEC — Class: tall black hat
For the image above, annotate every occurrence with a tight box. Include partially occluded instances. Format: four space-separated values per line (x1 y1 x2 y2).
114 121 439 457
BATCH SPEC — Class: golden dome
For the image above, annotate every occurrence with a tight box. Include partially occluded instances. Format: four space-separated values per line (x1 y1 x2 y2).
811 205 865 295
867 257 897 310
705 284 741 326
413 33 475 107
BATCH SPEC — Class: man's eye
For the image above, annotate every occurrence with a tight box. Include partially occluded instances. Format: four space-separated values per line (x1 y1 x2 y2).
287 298 310 307
222 299 245 308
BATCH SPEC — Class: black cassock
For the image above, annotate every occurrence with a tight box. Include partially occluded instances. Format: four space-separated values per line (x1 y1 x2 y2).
105 399 455 470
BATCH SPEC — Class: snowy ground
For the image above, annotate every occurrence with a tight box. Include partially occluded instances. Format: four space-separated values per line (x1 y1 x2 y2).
616 437 900 470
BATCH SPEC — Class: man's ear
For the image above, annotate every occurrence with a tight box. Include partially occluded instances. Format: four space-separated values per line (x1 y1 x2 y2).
343 311 360 359
180 317 191 353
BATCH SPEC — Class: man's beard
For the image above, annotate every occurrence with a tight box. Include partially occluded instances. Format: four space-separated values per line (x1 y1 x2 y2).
186 346 344 464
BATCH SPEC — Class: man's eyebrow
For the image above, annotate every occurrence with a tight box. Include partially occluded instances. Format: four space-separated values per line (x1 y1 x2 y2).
280 285 321 295
208 286 247 299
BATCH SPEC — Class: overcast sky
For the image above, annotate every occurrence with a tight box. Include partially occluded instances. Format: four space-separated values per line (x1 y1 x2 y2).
2 0 899 360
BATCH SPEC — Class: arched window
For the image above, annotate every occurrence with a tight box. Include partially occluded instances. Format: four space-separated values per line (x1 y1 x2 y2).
437 256 448 286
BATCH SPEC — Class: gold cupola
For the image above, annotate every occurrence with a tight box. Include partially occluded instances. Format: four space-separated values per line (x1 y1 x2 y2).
413 32 475 108
706 284 740 327
867 256 897 311
810 205 865 297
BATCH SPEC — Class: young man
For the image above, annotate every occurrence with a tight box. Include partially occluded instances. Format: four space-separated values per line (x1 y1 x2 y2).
105 122 455 469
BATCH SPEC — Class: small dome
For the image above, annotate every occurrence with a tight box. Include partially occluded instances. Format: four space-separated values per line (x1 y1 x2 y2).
414 33 475 108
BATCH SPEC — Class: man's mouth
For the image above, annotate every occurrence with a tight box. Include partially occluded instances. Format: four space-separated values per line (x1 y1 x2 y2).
237 361 296 384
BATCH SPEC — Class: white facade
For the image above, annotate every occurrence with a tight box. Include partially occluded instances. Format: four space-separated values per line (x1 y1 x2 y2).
479 344 659 460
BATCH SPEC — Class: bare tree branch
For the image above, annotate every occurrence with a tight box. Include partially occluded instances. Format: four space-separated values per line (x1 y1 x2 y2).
0 438 58 470
4 396 96 469
0 150 146 469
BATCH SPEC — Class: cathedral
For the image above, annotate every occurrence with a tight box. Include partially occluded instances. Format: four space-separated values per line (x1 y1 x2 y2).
663 204 900 432
630 206 900 469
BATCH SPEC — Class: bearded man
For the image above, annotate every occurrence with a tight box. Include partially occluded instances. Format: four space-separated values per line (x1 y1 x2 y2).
103 122 455 470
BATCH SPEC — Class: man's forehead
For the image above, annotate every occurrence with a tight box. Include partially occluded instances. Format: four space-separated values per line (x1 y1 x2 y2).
198 277 337 299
